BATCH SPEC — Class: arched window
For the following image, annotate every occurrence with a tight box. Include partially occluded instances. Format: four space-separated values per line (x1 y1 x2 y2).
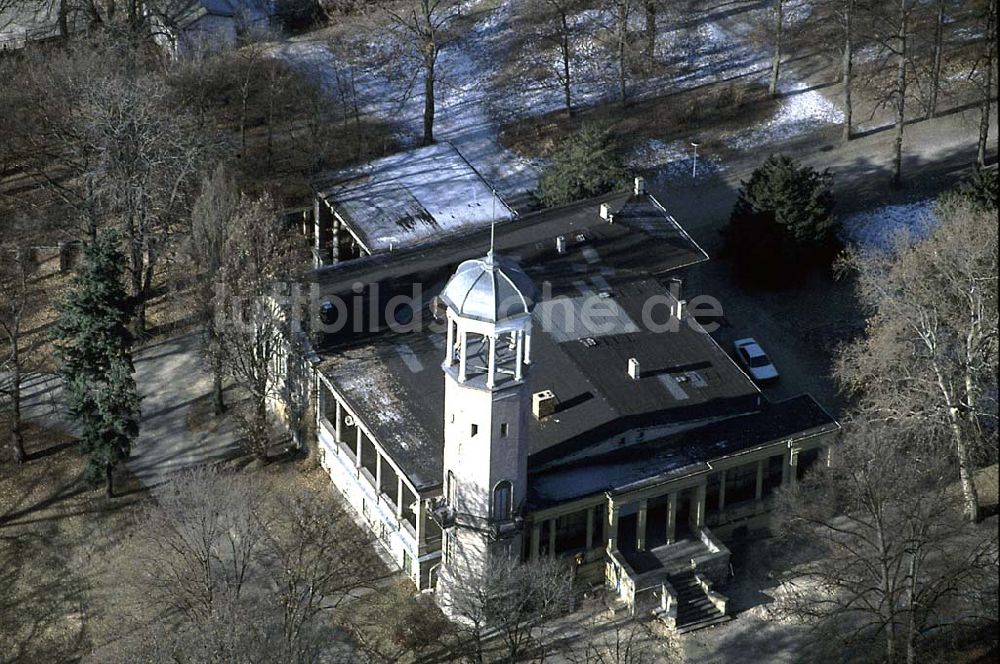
492 480 513 521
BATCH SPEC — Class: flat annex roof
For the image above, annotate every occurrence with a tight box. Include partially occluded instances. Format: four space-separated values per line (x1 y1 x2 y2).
312 142 515 255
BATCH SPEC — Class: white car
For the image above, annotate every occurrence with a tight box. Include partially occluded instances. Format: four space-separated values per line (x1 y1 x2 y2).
733 338 779 383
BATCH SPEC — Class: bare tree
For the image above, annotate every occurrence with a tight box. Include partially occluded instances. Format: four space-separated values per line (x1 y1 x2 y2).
971 0 997 168
265 495 383 651
564 614 664 663
374 0 464 145
835 196 998 522
605 0 636 107
188 164 239 415
134 467 269 620
769 0 786 97
863 0 919 188
0 243 40 464
443 552 574 663
127 467 385 662
514 0 590 117
213 193 302 459
774 422 998 664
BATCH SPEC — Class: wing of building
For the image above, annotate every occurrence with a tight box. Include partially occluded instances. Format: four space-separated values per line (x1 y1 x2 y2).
294 175 838 628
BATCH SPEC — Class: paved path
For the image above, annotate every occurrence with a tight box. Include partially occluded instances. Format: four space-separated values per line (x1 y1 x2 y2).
126 333 240 488
9 333 240 488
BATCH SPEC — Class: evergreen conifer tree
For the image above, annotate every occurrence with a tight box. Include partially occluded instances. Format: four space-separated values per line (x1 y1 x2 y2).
539 123 627 206
52 233 140 497
723 155 838 286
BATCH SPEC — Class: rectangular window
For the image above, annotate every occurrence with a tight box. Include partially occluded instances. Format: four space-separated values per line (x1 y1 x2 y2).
724 463 757 506
500 423 509 437
471 423 479 437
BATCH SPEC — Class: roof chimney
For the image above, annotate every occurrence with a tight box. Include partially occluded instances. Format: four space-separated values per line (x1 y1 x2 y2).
633 177 646 195
555 235 567 254
532 390 558 420
628 357 641 380
600 202 612 220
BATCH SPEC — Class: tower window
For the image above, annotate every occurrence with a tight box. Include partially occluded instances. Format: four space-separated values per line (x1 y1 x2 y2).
471 423 479 437
493 480 513 521
500 423 509 437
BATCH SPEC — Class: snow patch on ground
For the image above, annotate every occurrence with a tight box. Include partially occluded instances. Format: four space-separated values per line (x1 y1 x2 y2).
627 139 724 186
726 82 844 151
839 200 937 251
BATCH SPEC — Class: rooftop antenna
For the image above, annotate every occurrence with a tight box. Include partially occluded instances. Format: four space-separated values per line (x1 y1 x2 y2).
489 188 497 258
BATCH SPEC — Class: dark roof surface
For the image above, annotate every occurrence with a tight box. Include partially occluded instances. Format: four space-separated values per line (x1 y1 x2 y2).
527 395 839 509
311 193 833 493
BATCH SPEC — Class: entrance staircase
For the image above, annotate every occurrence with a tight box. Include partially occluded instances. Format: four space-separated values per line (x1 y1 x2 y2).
668 571 730 633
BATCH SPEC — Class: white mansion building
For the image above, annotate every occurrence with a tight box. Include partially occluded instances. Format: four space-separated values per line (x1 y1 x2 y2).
302 157 839 630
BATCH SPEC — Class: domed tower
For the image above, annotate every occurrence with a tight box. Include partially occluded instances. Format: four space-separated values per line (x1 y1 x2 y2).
435 250 537 601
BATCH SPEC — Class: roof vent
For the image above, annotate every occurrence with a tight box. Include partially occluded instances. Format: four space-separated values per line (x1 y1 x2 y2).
628 358 641 380
634 177 646 195
532 390 558 420
673 299 687 319
555 235 567 254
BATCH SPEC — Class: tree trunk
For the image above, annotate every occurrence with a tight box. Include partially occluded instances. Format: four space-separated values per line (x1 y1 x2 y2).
645 1 657 68
904 547 920 664
423 57 436 146
843 0 855 142
58 0 69 38
10 352 26 464
769 0 784 97
213 363 226 415
561 17 573 116
617 3 628 106
929 1 945 118
952 417 981 522
105 464 115 498
892 1 908 189
977 1 996 168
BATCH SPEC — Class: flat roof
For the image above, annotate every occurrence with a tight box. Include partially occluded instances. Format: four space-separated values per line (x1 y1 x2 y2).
312 143 515 255
308 192 825 493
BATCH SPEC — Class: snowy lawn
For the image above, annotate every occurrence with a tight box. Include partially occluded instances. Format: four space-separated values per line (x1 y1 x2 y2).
839 199 937 252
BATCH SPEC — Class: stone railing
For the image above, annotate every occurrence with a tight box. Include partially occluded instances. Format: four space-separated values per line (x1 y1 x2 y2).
606 548 638 609
694 572 729 615
654 580 679 629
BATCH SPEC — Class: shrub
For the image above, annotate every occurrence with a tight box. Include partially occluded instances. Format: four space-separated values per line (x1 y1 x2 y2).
940 167 999 212
722 154 838 287
538 123 627 207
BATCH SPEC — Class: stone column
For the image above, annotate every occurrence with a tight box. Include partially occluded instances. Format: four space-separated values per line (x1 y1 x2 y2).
755 459 765 501
458 331 468 382
313 198 322 268
445 318 455 367
585 506 595 549
666 493 677 544
514 331 524 381
375 452 382 493
547 518 557 557
788 449 799 487
331 214 341 264
718 470 727 511
416 498 427 548
334 400 343 443
524 330 532 364
693 484 706 529
396 476 404 519
355 429 363 471
531 523 541 560
636 500 648 551
782 447 792 485
487 335 496 388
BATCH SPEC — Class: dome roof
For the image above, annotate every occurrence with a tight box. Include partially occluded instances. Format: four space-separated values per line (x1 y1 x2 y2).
440 252 537 323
